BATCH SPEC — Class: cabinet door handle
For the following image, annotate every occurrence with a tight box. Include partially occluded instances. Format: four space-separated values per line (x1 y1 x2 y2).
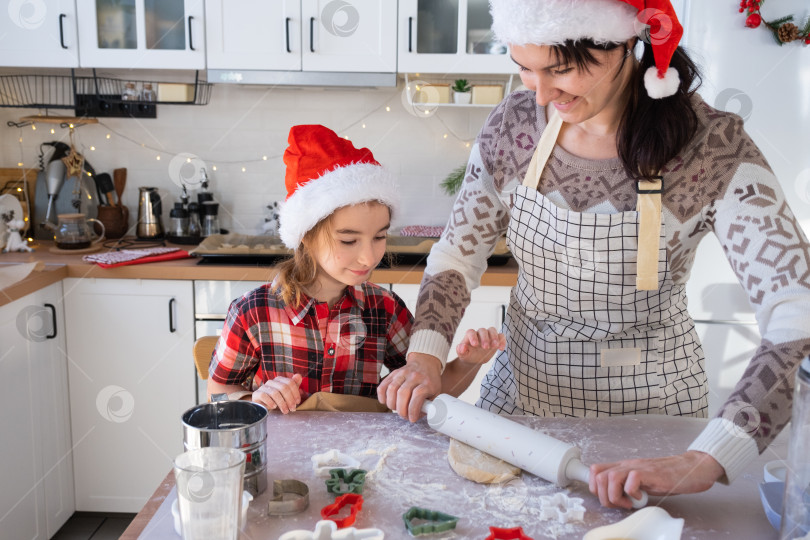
44 303 57 339
408 16 413 52
188 16 195 51
168 298 177 333
59 14 68 49
310 17 315 52
285 17 292 53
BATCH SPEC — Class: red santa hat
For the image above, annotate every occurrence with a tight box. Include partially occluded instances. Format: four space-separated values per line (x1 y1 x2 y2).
489 0 683 99
279 124 399 249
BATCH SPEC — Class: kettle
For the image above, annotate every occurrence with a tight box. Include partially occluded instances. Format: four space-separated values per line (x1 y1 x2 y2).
136 187 164 239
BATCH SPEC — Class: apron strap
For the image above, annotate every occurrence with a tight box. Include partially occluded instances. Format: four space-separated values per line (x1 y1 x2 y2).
523 109 563 189
635 178 663 291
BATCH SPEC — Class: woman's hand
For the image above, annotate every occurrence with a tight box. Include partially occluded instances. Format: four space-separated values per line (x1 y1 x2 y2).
377 352 442 422
456 327 506 364
589 450 725 509
252 373 303 414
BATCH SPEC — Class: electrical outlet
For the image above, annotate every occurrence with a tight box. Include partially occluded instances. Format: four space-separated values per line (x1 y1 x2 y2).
74 94 157 119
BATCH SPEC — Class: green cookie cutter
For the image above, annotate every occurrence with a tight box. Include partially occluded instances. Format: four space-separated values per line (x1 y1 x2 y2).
325 468 367 495
402 506 459 536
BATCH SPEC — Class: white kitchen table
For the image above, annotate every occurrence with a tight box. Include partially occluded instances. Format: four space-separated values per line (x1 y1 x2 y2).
125 411 786 539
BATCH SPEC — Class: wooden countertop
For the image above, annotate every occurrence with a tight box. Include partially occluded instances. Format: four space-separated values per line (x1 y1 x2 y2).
0 240 518 307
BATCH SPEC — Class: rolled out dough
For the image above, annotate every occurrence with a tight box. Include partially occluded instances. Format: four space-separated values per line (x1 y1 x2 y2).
447 438 521 484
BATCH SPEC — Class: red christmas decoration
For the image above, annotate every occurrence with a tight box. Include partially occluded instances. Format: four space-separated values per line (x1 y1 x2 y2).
739 0 809 45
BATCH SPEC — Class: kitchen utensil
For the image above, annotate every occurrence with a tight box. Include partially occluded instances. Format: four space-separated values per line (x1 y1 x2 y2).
181 398 268 496
95 173 116 206
136 187 164 239
173 447 246 540
113 168 127 204
171 490 252 536
422 394 649 508
96 205 129 239
52 213 105 250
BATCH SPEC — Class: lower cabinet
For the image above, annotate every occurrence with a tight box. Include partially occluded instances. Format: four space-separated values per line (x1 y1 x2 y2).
63 278 195 513
391 284 511 404
0 282 74 539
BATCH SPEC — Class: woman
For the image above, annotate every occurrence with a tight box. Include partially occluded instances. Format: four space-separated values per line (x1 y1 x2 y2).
379 0 810 508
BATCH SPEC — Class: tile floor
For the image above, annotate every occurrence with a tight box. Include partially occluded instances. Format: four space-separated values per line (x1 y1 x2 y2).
51 512 135 540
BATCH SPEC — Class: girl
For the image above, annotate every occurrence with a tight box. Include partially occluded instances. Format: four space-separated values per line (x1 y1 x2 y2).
208 124 505 412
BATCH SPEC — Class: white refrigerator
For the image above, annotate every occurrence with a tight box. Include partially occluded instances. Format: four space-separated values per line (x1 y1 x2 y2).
676 0 810 414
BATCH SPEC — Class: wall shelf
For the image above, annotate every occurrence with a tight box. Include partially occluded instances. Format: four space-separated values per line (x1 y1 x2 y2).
403 73 516 109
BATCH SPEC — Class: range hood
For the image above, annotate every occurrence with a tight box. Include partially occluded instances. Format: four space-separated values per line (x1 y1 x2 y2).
207 69 396 87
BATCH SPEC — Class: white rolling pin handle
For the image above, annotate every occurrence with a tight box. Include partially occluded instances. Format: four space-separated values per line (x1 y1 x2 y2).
564 457 648 509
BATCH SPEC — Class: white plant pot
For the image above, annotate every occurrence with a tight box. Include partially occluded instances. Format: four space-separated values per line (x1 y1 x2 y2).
453 91 471 104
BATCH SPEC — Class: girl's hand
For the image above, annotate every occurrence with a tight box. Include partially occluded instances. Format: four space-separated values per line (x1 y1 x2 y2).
455 327 506 365
252 373 303 414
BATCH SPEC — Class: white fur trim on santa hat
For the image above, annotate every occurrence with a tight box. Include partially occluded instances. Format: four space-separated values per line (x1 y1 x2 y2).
279 162 399 249
643 65 680 98
490 0 638 46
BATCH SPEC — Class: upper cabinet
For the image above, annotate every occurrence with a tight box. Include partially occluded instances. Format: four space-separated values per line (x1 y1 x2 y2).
76 0 205 69
205 0 397 73
0 0 80 68
398 0 515 74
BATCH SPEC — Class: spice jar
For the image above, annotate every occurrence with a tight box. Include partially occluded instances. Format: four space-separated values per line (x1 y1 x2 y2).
169 202 189 237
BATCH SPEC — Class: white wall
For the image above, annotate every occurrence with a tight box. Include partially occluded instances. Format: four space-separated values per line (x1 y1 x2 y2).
0 79 492 234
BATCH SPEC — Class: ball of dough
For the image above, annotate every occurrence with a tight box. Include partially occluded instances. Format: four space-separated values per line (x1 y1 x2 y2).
447 438 521 484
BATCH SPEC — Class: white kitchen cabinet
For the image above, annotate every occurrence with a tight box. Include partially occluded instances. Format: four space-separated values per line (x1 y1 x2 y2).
0 0 80 67
63 278 195 513
0 282 74 539
398 0 514 74
76 0 205 69
391 284 511 404
205 0 396 73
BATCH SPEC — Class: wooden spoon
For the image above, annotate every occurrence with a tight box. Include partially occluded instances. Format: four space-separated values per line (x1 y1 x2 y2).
113 168 127 205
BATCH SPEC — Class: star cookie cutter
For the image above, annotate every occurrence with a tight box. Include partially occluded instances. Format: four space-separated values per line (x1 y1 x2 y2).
312 449 361 478
278 519 384 540
321 493 364 528
402 507 459 536
267 479 310 516
485 526 534 540
538 492 585 523
326 468 368 495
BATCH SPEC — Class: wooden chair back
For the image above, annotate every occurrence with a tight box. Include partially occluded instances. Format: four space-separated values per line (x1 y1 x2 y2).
193 336 218 380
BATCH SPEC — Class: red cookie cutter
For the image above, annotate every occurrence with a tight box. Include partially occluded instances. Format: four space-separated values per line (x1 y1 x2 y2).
320 493 364 528
485 526 534 540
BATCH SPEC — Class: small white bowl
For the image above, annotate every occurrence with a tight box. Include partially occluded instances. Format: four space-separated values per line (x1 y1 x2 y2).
583 506 684 540
172 490 253 536
764 460 787 483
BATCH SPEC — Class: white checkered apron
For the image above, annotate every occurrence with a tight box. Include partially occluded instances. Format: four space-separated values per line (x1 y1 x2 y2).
477 115 709 418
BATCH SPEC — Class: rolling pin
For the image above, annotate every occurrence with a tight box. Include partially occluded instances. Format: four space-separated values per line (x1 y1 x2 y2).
422 394 648 508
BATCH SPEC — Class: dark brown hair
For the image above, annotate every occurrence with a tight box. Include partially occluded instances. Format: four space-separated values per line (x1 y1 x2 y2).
551 37 702 180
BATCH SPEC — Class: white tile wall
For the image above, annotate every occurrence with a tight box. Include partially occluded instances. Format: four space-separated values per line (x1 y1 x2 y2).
0 80 492 234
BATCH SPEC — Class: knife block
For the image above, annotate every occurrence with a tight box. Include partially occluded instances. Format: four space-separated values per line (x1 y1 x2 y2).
96 205 130 239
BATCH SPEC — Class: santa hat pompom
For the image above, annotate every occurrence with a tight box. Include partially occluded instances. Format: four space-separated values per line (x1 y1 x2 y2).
643 66 680 99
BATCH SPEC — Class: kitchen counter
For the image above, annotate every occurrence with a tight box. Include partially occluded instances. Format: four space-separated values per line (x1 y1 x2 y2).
124 412 786 539
0 240 519 307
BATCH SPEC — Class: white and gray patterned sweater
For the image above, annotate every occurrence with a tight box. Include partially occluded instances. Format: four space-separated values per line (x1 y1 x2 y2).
408 90 810 482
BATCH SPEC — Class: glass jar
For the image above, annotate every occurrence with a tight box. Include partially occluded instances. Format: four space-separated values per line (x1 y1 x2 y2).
187 202 202 238
168 202 189 237
201 201 220 237
122 82 139 101
141 83 155 102
780 357 810 539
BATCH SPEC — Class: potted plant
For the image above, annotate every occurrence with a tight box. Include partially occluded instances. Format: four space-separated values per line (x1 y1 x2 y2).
452 79 472 104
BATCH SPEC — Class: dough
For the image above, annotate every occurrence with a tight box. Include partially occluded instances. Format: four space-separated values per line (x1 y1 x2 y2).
447 438 521 484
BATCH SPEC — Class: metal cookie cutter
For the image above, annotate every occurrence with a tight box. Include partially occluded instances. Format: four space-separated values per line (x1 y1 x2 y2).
538 492 585 523
321 493 364 528
267 479 310 516
402 507 459 536
326 468 367 495
485 526 534 540
312 449 361 478
278 519 384 540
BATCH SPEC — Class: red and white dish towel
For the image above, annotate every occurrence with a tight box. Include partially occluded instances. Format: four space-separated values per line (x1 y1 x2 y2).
83 247 191 268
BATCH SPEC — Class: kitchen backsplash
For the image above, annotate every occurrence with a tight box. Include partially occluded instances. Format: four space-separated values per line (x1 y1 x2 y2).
0 80 494 235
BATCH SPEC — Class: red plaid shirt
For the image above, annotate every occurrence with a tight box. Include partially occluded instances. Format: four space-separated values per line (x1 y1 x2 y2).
210 282 411 398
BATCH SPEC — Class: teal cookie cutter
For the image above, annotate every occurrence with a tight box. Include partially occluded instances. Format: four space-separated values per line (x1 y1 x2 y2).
402 507 459 536
325 468 367 495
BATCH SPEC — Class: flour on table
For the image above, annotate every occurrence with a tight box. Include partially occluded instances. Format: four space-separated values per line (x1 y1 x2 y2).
447 438 521 484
